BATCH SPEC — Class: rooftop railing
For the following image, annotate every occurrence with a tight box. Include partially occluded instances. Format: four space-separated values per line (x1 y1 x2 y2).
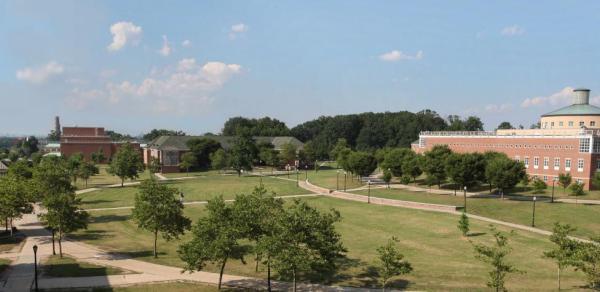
420 129 600 137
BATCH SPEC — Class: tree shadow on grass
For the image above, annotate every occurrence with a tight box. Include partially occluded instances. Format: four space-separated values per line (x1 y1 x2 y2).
303 257 364 284
68 230 110 241
467 232 487 237
43 262 114 278
81 199 113 205
90 214 130 224
103 250 166 260
356 265 410 290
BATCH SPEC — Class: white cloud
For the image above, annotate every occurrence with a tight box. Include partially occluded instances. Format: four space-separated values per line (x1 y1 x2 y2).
181 39 192 47
16 61 64 84
379 50 423 62
69 59 242 114
107 21 142 52
521 87 574 108
501 25 525 37
158 35 172 56
485 103 513 113
229 23 248 39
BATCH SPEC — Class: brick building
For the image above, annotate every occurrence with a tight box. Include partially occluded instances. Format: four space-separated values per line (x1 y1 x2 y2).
413 88 600 189
60 127 140 162
144 135 304 173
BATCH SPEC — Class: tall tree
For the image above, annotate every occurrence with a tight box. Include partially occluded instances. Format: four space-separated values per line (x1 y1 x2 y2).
222 116 290 136
178 196 248 290
485 156 526 198
143 129 186 141
42 190 89 257
132 179 191 258
573 236 600 289
78 161 99 188
472 227 521 292
446 153 486 194
346 151 378 178
66 152 84 184
496 122 514 130
278 143 297 165
108 143 143 187
0 174 33 236
179 152 197 174
558 173 572 194
544 223 579 290
210 149 229 173
381 148 414 177
401 154 422 184
186 138 222 169
376 237 413 291
422 145 452 188
229 133 257 176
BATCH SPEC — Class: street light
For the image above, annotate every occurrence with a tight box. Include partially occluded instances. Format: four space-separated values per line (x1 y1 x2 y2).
531 196 537 227
463 186 467 213
344 171 347 191
305 165 308 180
367 180 371 204
387 168 391 189
33 244 38 292
336 170 340 190
551 177 557 203
296 169 299 187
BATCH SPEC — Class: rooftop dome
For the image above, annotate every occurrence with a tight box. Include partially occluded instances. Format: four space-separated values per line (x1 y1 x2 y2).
541 88 600 117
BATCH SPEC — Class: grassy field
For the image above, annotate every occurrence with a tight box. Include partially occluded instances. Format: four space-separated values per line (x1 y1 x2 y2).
353 187 600 239
42 282 219 292
0 235 25 252
71 196 588 291
0 258 10 275
305 169 364 191
78 175 309 209
74 165 152 190
43 255 128 277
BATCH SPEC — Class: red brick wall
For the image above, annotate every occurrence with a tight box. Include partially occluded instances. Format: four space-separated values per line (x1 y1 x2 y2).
61 142 141 163
62 127 106 137
414 136 596 189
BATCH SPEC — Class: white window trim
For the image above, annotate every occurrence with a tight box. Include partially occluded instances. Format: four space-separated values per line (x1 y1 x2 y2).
577 158 584 172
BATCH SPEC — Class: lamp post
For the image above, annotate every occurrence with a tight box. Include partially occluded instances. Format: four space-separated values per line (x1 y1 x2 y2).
33 244 38 292
344 171 347 191
336 170 340 190
531 196 537 227
387 168 391 189
296 169 299 187
315 160 318 173
463 186 467 213
286 164 290 179
305 165 308 180
551 178 556 203
367 180 371 204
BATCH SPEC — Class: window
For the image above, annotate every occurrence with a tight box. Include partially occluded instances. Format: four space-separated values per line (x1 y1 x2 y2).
579 121 585 127
543 176 548 182
593 139 600 153
515 156 520 162
580 138 590 153
544 122 548 128
565 158 571 170
569 121 574 127
524 157 529 168
543 157 549 169
577 158 584 172
534 157 539 169
592 121 596 127
162 151 180 166
554 158 560 169
551 122 555 127
559 121 564 127
577 179 584 184
597 159 600 170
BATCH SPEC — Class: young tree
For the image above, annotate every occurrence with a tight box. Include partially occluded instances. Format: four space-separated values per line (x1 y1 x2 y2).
269 200 346 292
472 227 521 292
531 178 547 194
186 138 222 169
178 196 248 290
558 173 572 194
376 237 412 291
446 153 486 194
346 151 378 178
457 212 470 237
381 148 413 177
496 122 514 130
401 154 422 184
66 152 84 184
568 182 585 203
0 174 33 236
382 169 392 188
179 152 197 175
78 161 99 188
573 236 600 289
278 143 297 165
210 149 229 173
108 143 143 187
91 148 106 164
544 223 579 290
229 133 257 176
485 157 526 199
422 145 452 188
42 192 89 257
132 179 191 258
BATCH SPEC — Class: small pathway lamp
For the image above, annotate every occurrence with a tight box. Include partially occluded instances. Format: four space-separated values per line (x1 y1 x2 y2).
551 177 557 203
305 165 308 180
33 244 39 292
463 186 467 213
296 169 299 187
367 180 371 204
344 171 347 191
336 170 340 190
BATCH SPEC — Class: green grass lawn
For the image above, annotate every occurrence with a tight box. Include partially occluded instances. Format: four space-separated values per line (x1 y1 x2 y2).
306 169 364 191
353 187 600 239
71 196 588 291
43 255 128 277
74 165 153 190
0 258 10 275
0 234 25 252
78 175 310 209
42 281 219 292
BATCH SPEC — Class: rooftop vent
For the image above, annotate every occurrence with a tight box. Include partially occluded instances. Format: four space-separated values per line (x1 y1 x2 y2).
573 88 590 105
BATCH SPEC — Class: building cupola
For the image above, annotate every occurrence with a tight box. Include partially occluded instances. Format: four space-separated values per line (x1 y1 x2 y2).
573 88 590 105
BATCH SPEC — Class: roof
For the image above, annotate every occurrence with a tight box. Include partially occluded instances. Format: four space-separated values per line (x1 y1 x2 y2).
146 135 304 151
541 104 600 117
0 160 8 171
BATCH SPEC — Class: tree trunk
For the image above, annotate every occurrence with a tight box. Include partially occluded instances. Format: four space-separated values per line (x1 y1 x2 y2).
85 179 88 188
52 229 56 255
255 253 259 272
267 256 271 292
218 257 228 290
558 266 561 290
9 218 13 237
5 218 8 232
121 178 124 187
153 230 158 258
58 231 63 258
293 268 297 292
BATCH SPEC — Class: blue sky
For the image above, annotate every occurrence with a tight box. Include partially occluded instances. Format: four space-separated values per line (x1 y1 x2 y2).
1 0 600 136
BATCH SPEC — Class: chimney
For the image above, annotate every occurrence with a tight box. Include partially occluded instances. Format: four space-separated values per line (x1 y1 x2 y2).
55 116 61 138
573 88 590 105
